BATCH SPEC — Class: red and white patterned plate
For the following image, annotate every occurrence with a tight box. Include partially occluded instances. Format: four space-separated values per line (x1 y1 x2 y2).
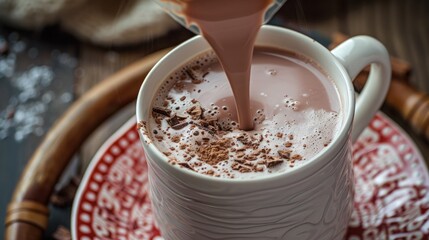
72 113 429 240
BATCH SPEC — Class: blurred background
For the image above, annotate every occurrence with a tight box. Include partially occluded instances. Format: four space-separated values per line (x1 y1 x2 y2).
0 0 428 238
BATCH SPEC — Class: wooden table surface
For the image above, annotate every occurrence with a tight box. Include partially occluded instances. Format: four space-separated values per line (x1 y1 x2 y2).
1 0 428 238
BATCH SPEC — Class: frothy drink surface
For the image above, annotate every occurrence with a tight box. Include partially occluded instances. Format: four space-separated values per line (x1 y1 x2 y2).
145 48 342 179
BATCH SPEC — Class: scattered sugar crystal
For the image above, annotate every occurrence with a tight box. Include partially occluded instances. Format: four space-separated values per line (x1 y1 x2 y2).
12 66 54 105
60 92 73 103
34 127 44 136
0 53 16 78
58 53 77 68
0 34 75 141
42 91 55 104
14 131 24 141
12 41 26 53
13 66 54 90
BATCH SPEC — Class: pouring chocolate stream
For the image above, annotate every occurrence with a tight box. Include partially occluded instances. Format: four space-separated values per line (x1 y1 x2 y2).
157 0 284 130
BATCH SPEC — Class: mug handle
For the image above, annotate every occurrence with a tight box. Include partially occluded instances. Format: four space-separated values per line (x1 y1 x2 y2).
331 36 391 142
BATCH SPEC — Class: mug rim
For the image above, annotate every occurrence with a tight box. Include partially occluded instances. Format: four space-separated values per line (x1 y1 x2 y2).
136 25 355 184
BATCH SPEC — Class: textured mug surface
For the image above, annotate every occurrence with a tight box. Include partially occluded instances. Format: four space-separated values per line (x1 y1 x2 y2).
136 25 391 239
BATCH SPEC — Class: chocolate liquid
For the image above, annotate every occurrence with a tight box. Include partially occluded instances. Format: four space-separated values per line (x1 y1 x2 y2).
182 0 273 130
148 48 342 179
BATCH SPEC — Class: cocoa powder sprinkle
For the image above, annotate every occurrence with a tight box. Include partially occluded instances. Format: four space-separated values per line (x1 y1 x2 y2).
178 162 193 170
196 138 231 165
185 68 203 84
163 151 171 156
171 135 181 143
278 150 291 159
186 105 203 120
152 107 171 117
171 122 189 130
266 158 284 168
239 165 252 173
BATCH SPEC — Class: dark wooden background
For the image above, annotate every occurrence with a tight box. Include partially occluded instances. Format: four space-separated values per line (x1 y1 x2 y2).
1 0 428 238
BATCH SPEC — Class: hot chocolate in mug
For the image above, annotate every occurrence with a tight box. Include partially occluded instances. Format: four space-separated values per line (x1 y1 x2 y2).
136 25 391 239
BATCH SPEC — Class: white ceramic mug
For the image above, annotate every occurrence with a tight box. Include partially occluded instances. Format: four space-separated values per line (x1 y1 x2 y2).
136 25 391 240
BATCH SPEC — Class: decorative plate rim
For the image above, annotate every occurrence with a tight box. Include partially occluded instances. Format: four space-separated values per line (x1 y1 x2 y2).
71 116 138 240
71 112 428 239
376 112 427 175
